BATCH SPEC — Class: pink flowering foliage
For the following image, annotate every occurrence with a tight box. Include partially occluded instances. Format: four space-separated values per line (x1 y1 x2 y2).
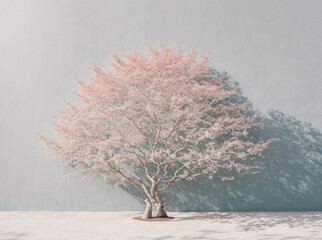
39 45 274 215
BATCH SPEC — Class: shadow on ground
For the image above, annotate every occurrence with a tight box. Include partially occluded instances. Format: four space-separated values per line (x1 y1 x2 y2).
179 212 322 231
133 229 321 240
0 232 29 240
132 212 322 239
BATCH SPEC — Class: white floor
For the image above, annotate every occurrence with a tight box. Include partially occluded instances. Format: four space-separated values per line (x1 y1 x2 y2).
0 211 321 240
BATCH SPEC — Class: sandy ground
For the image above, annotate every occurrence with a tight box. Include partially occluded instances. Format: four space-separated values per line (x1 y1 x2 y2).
0 211 321 240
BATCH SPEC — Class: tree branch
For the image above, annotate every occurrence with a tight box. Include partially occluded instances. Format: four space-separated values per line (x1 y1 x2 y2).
152 112 161 152
123 149 144 167
174 138 203 155
156 162 172 184
160 165 186 184
163 118 180 150
103 159 144 190
123 113 153 149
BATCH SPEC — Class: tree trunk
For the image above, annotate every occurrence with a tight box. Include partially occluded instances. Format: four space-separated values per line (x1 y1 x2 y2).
142 198 152 219
155 203 168 218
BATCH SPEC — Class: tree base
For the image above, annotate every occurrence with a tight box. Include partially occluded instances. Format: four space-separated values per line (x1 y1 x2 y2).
133 216 174 221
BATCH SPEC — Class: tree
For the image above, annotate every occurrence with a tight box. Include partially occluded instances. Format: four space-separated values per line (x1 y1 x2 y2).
39 45 273 219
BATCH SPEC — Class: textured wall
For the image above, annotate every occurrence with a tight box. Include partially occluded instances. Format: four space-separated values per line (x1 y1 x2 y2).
0 0 321 211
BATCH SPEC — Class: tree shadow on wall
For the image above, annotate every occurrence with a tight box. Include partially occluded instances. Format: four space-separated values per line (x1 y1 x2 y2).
121 109 322 212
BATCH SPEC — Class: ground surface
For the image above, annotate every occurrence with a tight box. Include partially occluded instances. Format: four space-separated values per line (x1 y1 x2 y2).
0 211 321 240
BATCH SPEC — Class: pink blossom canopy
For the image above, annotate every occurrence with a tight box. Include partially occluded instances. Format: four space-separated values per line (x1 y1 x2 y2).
40 45 272 192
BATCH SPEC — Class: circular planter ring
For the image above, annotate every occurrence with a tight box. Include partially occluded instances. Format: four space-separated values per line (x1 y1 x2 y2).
133 216 174 221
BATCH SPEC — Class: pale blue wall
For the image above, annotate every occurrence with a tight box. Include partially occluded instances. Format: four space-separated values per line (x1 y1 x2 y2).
0 0 321 211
